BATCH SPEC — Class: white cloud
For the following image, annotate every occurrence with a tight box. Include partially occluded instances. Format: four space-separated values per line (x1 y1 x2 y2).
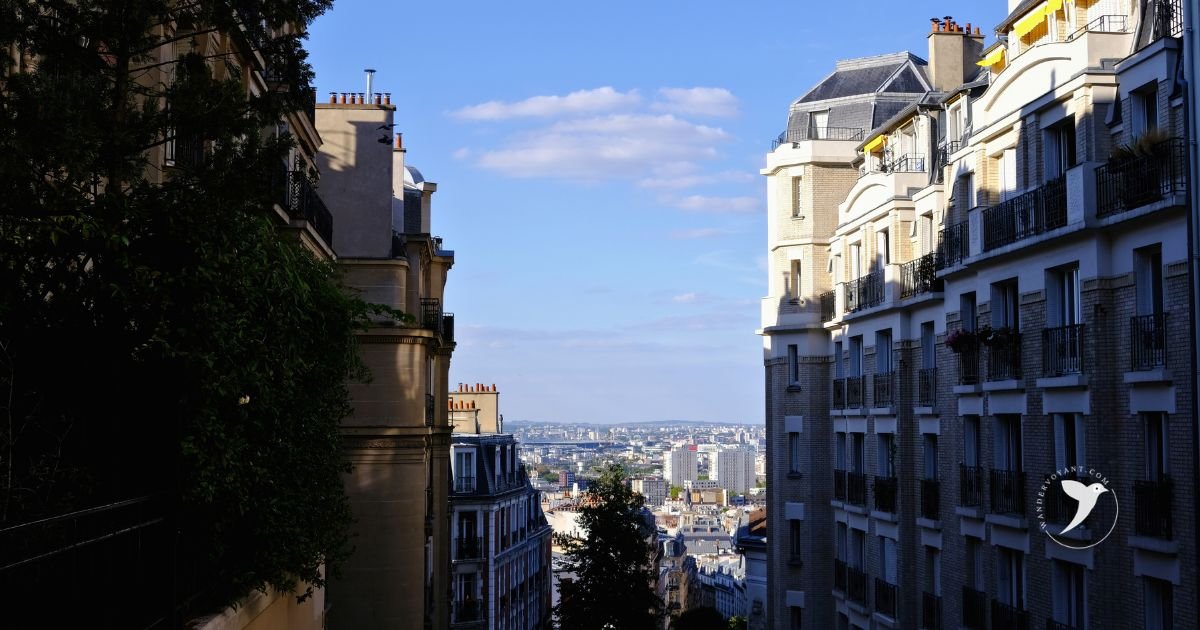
669 227 731 240
451 87 641 120
637 170 754 190
672 292 699 303
452 147 471 160
473 114 730 180
652 87 739 117
667 195 760 214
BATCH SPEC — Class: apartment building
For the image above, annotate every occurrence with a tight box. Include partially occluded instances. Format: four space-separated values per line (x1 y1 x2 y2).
633 477 670 507
763 2 1194 629
316 99 457 629
665 445 700 487
715 448 757 494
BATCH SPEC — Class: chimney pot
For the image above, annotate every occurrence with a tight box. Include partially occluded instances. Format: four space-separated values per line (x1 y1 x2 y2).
384 92 392 105
338 93 346 104
374 94 382 105
395 133 403 149
329 91 337 104
976 26 982 36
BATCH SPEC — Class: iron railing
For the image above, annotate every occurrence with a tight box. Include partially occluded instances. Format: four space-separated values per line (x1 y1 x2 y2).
936 221 970 269
959 342 980 385
420 298 443 331
1073 14 1128 38
887 153 927 173
454 474 476 494
1042 324 1085 376
1097 139 1187 217
991 599 1030 630
832 377 846 409
874 476 897 513
772 126 865 150
279 170 334 246
844 270 884 313
960 464 984 507
918 367 937 407
875 578 898 617
982 176 1067 251
454 600 482 623
846 471 868 507
990 469 1026 515
922 592 942 630
873 371 894 407
456 536 483 560
165 132 204 169
921 478 940 520
820 290 837 322
1134 477 1174 538
962 587 987 629
834 469 847 501
846 376 864 408
901 252 942 298
1131 313 1168 370
1148 0 1184 40
833 559 847 592
847 566 868 606
987 334 1022 381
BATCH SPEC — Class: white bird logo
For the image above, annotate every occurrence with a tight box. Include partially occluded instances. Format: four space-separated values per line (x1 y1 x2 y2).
1059 479 1108 535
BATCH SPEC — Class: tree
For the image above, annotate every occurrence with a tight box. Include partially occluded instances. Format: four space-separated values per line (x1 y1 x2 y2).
672 607 725 630
670 485 683 500
555 463 663 629
728 615 748 630
0 0 377 617
541 471 560 484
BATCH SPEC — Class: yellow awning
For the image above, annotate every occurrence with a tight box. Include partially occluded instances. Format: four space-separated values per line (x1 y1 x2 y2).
1013 2 1049 38
977 47 1007 67
863 135 887 153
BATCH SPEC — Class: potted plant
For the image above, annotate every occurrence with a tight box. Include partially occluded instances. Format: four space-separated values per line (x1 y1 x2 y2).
944 328 976 353
978 325 1017 348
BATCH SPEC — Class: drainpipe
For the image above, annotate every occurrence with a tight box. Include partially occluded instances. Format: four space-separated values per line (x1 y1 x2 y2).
1181 0 1199 617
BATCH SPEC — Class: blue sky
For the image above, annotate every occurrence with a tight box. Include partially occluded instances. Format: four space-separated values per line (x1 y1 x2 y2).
306 1 1009 424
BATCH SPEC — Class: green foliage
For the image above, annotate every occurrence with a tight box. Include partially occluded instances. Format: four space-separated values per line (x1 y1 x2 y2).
540 471 560 483
670 485 683 500
0 0 377 610
671 607 725 630
728 615 748 630
555 464 664 630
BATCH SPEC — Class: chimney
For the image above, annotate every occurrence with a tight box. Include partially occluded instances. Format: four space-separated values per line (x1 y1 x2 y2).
364 68 376 103
927 15 986 92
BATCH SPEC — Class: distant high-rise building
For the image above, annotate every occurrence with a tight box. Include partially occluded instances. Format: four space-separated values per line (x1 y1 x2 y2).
714 448 756 494
631 477 668 507
663 446 698 487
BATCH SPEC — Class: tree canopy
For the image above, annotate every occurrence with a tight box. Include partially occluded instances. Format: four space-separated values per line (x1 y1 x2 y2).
555 463 664 629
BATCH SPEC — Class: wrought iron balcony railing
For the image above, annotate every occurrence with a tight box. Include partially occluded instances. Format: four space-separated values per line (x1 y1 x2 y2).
832 378 846 409
873 476 897 513
875 578 897 618
920 478 940 520
846 471 868 507
962 587 987 629
989 469 1026 515
1042 324 1085 376
833 559 847 592
1134 476 1174 539
454 475 476 494
958 343 980 385
456 536 483 560
991 599 1030 630
918 367 936 407
833 469 847 501
847 566 868 606
1147 0 1184 41
986 333 1022 381
982 176 1067 251
846 376 864 408
277 169 334 246
1097 139 1187 217
844 270 884 313
936 221 969 269
820 290 836 322
772 126 865 150
922 592 942 630
900 252 942 298
873 371 894 407
1131 313 1168 370
960 464 984 507
421 298 443 331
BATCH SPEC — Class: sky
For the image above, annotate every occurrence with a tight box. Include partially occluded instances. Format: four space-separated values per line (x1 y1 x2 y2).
306 1 1010 424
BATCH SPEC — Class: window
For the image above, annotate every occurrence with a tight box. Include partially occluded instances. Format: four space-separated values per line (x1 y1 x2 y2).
878 433 895 477
994 415 1023 472
454 449 476 492
789 520 803 562
995 547 1026 609
810 109 829 139
790 606 804 630
836 522 848 562
998 148 1018 201
834 341 845 378
850 433 865 474
1045 120 1078 180
788 432 802 475
835 432 847 470
924 547 942 595
1133 82 1160 139
792 177 804 217
960 292 978 332
875 229 890 270
850 242 863 278
965 537 984 589
879 536 898 584
923 435 938 479
787 345 800 386
849 336 864 377
963 415 981 468
992 279 1020 329
1052 560 1086 628
957 172 977 213
848 528 865 569
876 329 893 374
919 213 934 254
1053 414 1086 471
1047 264 1081 327
1135 244 1164 316
1143 577 1173 630
921 322 936 368
790 260 802 299
1145 412 1169 480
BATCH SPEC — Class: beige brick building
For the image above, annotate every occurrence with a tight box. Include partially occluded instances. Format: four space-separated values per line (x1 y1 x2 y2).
762 2 1194 629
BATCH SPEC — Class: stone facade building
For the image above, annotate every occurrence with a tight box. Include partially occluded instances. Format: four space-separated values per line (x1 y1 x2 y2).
762 2 1194 629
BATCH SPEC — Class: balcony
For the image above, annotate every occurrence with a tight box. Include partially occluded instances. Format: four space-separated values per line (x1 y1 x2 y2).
421 298 443 331
1042 473 1079 524
989 469 1026 515
884 153 927 174
832 378 847 409
936 221 969 269
820 290 836 322
873 476 897 513
1145 0 1184 42
454 600 482 623
982 176 1066 252
918 368 937 407
986 332 1022 382
1134 477 1174 538
920 479 940 520
958 343 981 386
900 253 942 299
1131 314 1168 370
846 376 864 409
772 126 865 150
847 566 868 606
1047 621 1080 630
1097 139 1187 218
833 559 847 592
454 475 476 494
962 587 987 629
456 536 483 560
875 578 897 618
846 472 867 507
165 132 204 170
844 270 884 313
922 592 942 630
960 465 984 507
872 372 894 407
1042 324 1085 377
991 599 1030 630
833 469 847 502
280 170 334 247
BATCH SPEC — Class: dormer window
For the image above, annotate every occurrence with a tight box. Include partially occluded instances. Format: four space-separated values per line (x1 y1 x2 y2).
454 447 476 493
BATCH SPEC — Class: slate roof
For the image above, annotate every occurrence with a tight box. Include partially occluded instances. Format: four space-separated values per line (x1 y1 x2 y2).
784 52 932 141
795 52 929 104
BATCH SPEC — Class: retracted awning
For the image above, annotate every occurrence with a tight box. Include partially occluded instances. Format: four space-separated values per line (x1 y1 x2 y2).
977 47 1007 67
863 135 887 153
